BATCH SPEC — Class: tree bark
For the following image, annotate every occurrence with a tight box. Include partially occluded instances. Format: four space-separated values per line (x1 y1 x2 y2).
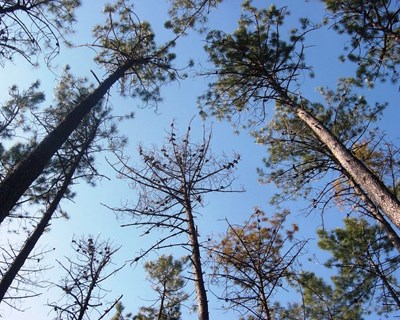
0 57 146 225
295 106 400 229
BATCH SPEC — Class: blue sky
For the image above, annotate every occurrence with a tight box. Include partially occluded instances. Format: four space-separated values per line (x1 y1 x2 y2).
0 0 399 319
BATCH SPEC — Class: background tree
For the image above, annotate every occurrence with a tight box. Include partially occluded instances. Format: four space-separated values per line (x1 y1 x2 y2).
293 271 364 320
48 235 123 320
109 123 241 320
0 0 81 66
111 302 128 320
133 255 190 320
317 218 400 316
207 209 306 320
283 217 400 319
200 1 400 231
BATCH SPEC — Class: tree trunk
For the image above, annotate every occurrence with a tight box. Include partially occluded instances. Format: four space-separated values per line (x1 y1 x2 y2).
184 200 209 320
0 124 97 303
295 106 400 230
0 57 146 225
157 282 166 320
78 264 104 320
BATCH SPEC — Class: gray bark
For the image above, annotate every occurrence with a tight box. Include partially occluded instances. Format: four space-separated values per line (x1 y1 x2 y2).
296 107 400 230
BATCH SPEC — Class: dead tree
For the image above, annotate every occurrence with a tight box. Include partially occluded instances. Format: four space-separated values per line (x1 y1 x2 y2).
109 123 242 320
48 236 123 320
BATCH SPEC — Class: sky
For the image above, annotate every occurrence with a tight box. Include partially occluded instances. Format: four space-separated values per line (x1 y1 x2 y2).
0 0 399 319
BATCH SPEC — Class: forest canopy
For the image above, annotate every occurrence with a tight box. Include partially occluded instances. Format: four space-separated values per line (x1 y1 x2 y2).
0 0 399 319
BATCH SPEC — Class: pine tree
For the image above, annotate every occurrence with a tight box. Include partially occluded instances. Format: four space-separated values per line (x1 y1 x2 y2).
208 209 306 319
199 1 400 231
48 236 123 320
317 218 400 315
0 0 177 226
134 255 190 320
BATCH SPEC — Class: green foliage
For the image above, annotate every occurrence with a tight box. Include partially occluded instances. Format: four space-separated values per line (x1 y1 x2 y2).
323 0 400 84
317 218 400 315
0 0 81 66
144 255 189 294
0 81 44 139
133 255 190 320
0 81 44 183
166 0 223 34
110 302 126 320
295 271 364 320
200 1 313 125
110 302 137 320
287 218 400 319
92 0 178 103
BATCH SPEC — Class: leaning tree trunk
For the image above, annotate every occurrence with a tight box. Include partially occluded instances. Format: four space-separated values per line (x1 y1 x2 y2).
295 106 400 230
184 197 209 320
0 123 97 302
0 57 147 225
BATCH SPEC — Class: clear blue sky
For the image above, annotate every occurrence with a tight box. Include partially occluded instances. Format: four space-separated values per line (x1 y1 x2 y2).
0 1 398 319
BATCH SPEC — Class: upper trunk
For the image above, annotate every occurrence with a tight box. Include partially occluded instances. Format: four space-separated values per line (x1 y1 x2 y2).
0 58 145 225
